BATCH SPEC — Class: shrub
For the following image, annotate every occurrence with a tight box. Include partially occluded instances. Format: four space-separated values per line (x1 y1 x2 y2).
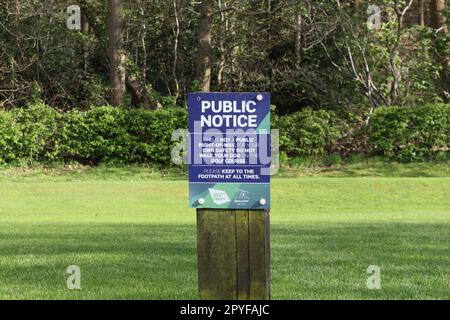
322 153 342 167
368 104 450 162
0 112 20 164
275 109 339 157
0 102 448 166
10 103 62 163
60 107 188 165
124 108 188 163
60 107 133 164
0 103 189 166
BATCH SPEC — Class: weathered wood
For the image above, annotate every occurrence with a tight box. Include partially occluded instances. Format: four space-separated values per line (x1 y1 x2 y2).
248 210 268 299
216 210 237 299
236 210 250 300
197 209 271 300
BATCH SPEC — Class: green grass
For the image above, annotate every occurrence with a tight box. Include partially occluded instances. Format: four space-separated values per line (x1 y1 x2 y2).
0 160 449 182
277 161 450 178
0 166 449 299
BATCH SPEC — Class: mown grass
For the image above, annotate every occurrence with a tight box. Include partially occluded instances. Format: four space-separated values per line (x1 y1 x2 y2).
0 159 449 182
0 165 449 300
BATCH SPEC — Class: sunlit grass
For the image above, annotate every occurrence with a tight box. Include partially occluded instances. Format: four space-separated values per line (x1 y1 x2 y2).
0 166 449 299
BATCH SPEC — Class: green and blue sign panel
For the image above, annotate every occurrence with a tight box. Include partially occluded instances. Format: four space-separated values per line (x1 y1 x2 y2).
188 92 271 209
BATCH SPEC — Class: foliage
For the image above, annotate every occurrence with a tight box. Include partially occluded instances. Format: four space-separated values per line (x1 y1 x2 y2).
1 1 447 112
0 104 188 165
0 112 20 164
368 103 450 161
10 103 62 164
274 109 340 157
1 103 449 165
60 107 132 164
124 108 188 163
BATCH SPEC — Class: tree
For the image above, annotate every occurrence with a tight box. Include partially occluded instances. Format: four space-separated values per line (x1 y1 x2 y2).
419 0 426 26
430 0 449 99
195 0 213 92
389 0 414 105
430 0 447 30
107 0 126 106
0 0 447 110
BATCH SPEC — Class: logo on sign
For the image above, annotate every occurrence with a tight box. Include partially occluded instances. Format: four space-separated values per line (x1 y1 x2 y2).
208 188 231 205
234 189 250 205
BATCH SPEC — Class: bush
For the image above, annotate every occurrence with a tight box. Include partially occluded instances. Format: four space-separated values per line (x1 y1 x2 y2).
368 104 450 162
124 108 188 163
60 107 133 164
0 112 20 164
10 103 62 163
0 102 448 166
60 107 188 165
0 104 188 166
274 109 339 157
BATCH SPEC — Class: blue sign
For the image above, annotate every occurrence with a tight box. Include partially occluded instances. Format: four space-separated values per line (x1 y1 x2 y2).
188 92 270 209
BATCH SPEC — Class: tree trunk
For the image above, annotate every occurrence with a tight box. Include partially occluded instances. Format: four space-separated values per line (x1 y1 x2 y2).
80 8 90 73
172 0 180 100
217 0 227 91
389 0 414 105
295 6 302 69
430 0 449 98
195 0 213 92
107 0 126 106
430 0 447 30
419 0 425 26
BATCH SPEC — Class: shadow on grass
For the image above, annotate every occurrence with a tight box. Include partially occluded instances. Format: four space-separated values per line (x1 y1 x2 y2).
0 222 448 299
277 162 450 178
272 223 450 299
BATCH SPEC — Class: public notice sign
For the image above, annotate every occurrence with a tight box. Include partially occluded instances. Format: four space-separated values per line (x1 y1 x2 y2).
188 92 271 209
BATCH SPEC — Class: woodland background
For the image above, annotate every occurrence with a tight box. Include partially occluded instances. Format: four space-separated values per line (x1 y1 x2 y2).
0 0 449 165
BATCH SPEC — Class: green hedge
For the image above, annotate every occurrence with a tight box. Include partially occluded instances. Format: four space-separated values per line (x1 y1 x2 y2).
368 104 450 162
273 109 339 157
0 103 448 165
0 111 21 163
275 104 450 162
0 104 188 165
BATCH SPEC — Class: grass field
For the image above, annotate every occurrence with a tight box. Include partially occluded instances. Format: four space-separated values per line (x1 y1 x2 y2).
0 165 449 300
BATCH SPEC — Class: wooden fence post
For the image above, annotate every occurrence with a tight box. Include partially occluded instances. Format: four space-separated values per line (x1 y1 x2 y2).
197 209 271 300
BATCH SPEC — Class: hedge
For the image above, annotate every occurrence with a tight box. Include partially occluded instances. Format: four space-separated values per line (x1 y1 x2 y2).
368 104 450 162
275 103 450 162
273 109 339 157
0 104 187 165
0 103 448 165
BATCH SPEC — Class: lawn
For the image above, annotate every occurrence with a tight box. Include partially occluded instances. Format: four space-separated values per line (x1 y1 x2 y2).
0 165 449 299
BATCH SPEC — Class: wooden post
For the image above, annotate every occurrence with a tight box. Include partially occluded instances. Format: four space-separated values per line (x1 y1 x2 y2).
197 209 271 300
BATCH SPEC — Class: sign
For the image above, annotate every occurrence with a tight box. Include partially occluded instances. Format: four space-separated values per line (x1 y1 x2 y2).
188 92 271 209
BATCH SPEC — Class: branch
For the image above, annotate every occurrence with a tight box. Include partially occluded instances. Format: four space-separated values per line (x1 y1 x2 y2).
213 1 298 16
